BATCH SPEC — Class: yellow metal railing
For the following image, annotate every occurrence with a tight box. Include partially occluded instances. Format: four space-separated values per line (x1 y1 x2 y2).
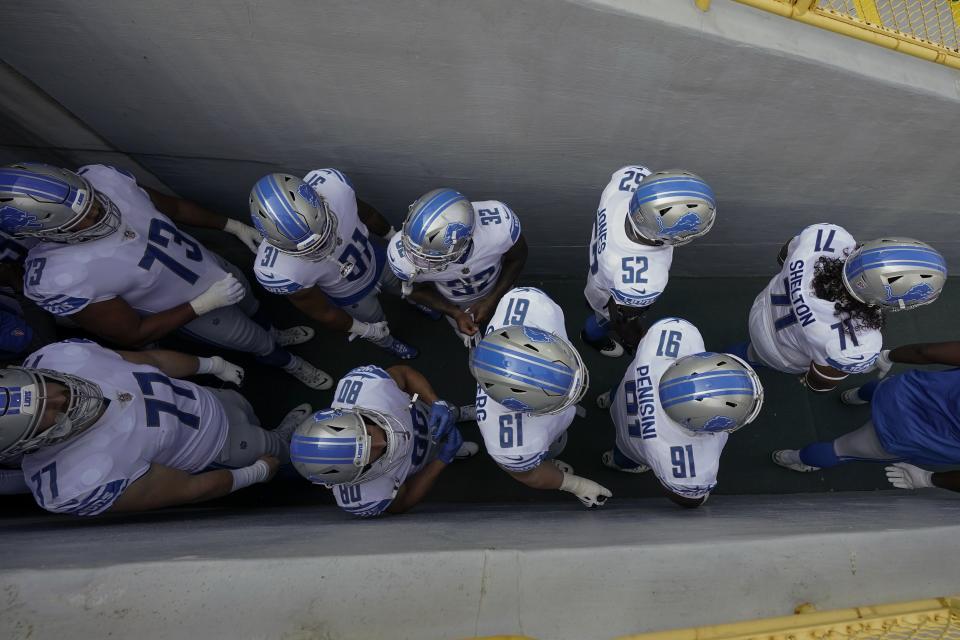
616 596 960 640
696 0 960 69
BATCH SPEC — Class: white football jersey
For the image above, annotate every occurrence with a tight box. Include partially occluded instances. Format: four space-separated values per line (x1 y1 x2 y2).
253 168 386 305
476 287 576 471
584 166 674 317
387 200 521 305
22 165 228 316
330 365 434 517
749 223 881 374
611 318 727 499
20 340 228 516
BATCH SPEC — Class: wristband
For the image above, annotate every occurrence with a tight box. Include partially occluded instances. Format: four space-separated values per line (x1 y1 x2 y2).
196 356 217 375
229 459 270 492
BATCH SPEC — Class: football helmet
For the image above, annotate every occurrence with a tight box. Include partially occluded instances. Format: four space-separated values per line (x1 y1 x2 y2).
469 325 589 415
400 188 475 273
658 352 763 434
842 237 947 311
627 170 716 245
290 406 412 486
249 173 340 260
0 163 120 243
0 367 105 461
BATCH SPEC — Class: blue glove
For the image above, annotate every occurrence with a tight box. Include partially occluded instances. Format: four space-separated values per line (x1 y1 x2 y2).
428 400 456 441
437 426 464 465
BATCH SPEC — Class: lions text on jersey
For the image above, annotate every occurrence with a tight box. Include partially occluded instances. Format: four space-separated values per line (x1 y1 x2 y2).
611 318 726 499
22 165 228 316
585 166 674 318
330 366 435 517
20 340 228 516
476 287 576 471
387 200 521 305
749 223 881 374
253 168 386 305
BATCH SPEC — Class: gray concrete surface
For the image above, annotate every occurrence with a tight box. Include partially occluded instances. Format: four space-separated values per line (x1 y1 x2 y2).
2 493 959 640
1 0 958 276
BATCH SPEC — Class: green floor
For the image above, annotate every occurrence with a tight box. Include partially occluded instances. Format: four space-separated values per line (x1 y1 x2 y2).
4 242 958 515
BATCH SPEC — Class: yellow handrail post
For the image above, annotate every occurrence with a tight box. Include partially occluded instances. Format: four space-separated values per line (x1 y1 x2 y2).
695 0 712 11
794 0 818 17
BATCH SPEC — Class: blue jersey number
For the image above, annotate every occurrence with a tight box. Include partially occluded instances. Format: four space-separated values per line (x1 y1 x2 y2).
623 380 643 439
502 297 529 326
30 462 59 508
132 372 200 429
478 208 502 225
670 444 696 478
621 256 648 284
830 319 860 351
656 330 682 357
770 277 797 331
24 257 46 286
138 218 204 284
260 245 280 268
498 413 524 448
814 228 837 253
618 169 645 192
338 228 374 283
447 266 497 298
337 379 363 404
338 484 362 504
410 406 430 466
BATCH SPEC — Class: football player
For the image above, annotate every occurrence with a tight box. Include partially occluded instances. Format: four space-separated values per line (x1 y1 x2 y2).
0 163 331 389
248 170 417 359
468 286 611 507
387 188 527 347
583 167 716 357
773 340 960 491
290 364 479 517
0 339 312 516
599 317 763 507
730 228 946 392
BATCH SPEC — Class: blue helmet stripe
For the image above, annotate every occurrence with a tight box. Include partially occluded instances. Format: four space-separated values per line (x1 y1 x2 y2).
632 177 716 207
471 348 573 394
408 189 467 244
471 360 570 394
476 340 573 374
657 369 743 390
659 371 755 408
845 246 946 279
0 170 73 202
661 388 755 409
255 176 309 241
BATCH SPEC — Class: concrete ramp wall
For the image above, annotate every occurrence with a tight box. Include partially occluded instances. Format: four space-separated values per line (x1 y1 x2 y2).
1 0 958 276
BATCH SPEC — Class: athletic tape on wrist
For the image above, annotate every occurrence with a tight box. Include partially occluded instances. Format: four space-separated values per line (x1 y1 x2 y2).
229 459 270 492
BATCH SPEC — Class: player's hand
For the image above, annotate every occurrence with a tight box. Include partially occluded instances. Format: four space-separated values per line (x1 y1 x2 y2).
428 400 456 441
224 218 262 253
884 463 933 489
437 426 464 464
453 311 480 347
348 319 390 342
400 280 414 297
258 455 281 482
559 473 612 508
190 274 246 316
205 356 244 386
875 350 894 378
465 296 496 327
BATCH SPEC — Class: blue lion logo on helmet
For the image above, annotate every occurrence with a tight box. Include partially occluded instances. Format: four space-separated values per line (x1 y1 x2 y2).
0 205 42 233
521 326 555 343
884 282 934 305
656 212 702 237
312 408 343 422
501 397 533 412
443 222 472 249
702 415 736 433
297 183 322 208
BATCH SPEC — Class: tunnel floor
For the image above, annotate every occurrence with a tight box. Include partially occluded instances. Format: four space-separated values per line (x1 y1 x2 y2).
3 240 957 519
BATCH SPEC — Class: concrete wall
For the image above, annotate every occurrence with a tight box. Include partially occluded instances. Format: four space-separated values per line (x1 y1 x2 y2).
3 493 959 640
1 0 958 276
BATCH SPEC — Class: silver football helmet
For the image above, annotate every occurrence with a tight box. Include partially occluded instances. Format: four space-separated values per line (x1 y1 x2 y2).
658 352 763 435
289 406 412 487
400 188 475 273
249 173 340 260
469 325 589 415
627 170 716 245
0 367 105 462
0 163 120 243
842 237 947 311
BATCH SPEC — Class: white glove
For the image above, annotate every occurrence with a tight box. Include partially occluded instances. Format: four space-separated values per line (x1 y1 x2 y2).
190 274 245 316
400 280 414 297
462 331 481 349
197 355 244 386
885 463 934 489
384 227 399 241
559 473 612 508
875 350 894 378
349 318 390 342
224 218 262 253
